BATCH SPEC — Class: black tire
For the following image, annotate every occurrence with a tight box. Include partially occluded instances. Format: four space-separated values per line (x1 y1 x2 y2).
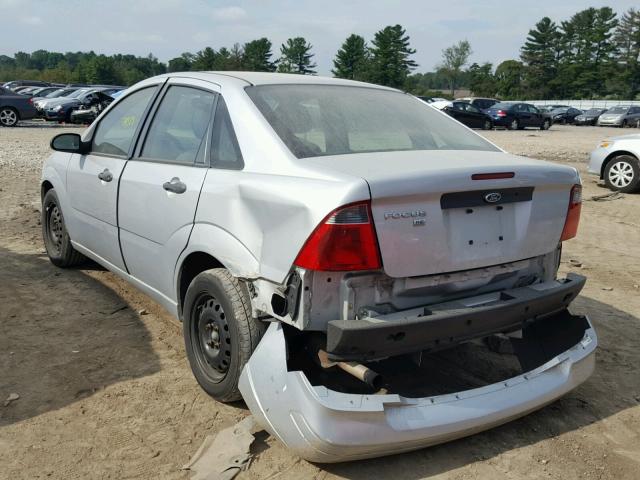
540 119 551 131
509 119 519 130
604 154 640 193
622 120 628 128
42 189 86 267
482 119 493 130
183 269 264 402
0 106 19 127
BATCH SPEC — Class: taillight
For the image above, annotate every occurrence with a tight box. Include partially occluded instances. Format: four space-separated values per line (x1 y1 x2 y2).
294 201 382 271
560 185 582 241
497 110 507 117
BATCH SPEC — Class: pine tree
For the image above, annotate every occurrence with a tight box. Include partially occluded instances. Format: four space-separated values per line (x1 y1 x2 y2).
520 17 560 99
277 37 316 75
242 38 276 72
369 25 417 88
613 8 640 97
332 34 369 80
494 60 525 99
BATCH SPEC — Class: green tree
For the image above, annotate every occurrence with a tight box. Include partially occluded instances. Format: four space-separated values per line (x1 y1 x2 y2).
369 25 417 88
86 55 117 84
192 47 217 70
332 34 369 80
277 37 316 74
467 62 494 97
242 38 276 71
168 52 195 72
437 40 472 96
520 17 560 98
494 60 525 99
613 8 640 97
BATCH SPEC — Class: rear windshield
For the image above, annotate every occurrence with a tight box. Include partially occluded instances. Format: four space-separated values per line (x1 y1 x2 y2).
490 102 514 110
246 85 499 159
607 107 628 114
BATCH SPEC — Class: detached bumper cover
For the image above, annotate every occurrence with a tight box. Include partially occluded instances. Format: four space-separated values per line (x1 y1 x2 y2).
327 274 585 361
240 315 596 463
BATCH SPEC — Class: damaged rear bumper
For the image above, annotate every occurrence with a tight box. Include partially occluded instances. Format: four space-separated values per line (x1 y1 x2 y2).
239 313 596 463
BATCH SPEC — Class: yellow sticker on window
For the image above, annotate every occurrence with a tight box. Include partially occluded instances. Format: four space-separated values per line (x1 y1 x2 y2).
121 115 136 127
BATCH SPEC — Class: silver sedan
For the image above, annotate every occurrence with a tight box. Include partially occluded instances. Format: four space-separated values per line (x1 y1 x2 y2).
41 72 593 462
588 134 640 192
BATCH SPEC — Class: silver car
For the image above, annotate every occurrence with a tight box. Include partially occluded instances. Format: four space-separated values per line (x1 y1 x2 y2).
588 134 640 192
597 105 640 127
41 72 595 462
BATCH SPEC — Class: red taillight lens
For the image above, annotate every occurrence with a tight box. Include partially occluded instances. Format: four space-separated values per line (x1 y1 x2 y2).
497 110 507 117
560 185 582 241
294 201 382 271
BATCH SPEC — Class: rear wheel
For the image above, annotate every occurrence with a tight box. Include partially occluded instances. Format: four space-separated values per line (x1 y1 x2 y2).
604 155 640 193
509 119 519 130
42 189 86 267
0 107 18 127
183 268 264 402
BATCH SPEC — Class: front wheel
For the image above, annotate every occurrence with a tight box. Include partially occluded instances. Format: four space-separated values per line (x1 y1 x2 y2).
482 119 493 130
604 155 640 193
540 119 550 130
42 189 86 267
0 107 18 127
183 269 264 402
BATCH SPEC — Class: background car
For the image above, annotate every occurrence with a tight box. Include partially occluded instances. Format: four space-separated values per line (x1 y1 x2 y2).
19 86 60 98
3 80 49 91
550 107 583 124
574 108 608 126
597 105 640 127
43 89 116 122
0 86 38 126
487 102 551 130
31 87 80 102
588 134 640 192
458 97 499 112
539 104 570 113
442 101 493 129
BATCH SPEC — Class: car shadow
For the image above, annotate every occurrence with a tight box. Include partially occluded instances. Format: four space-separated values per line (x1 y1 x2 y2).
313 294 639 479
0 246 161 427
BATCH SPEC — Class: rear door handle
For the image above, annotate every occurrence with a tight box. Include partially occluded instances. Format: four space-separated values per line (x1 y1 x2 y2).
163 177 187 194
98 168 113 182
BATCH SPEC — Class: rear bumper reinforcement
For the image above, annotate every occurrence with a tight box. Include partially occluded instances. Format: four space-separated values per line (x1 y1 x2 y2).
327 273 586 361
239 313 596 463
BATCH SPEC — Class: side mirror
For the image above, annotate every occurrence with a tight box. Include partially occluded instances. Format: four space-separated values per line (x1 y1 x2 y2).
50 133 88 153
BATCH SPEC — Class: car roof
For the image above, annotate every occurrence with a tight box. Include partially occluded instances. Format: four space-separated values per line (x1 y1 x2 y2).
152 71 399 91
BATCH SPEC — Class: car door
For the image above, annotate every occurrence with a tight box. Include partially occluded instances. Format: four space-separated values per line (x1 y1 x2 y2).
464 103 484 128
526 104 543 126
117 79 217 299
65 85 159 271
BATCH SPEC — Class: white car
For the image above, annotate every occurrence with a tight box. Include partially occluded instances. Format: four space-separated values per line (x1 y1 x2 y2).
588 134 640 192
41 72 594 462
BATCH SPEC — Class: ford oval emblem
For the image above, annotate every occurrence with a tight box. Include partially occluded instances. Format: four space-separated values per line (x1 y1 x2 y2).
484 192 502 203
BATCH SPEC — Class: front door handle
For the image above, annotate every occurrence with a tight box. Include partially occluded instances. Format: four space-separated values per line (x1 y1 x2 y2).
163 177 187 194
98 168 113 182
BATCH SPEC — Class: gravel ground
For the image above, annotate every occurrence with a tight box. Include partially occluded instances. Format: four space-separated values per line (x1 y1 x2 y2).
1 123 639 479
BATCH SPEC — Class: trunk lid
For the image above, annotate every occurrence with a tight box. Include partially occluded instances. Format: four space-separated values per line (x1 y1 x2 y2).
307 150 578 278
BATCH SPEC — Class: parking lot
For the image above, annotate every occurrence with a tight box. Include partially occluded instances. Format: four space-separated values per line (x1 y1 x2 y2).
1 124 639 479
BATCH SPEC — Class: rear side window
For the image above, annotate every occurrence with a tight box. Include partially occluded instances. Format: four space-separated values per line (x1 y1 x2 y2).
210 97 243 169
141 86 215 165
92 87 156 157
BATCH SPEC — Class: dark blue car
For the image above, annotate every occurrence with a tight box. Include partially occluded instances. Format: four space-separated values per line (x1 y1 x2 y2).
487 102 552 130
0 86 38 126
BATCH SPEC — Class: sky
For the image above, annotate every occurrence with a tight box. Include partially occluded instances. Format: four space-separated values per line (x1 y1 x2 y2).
1 0 638 75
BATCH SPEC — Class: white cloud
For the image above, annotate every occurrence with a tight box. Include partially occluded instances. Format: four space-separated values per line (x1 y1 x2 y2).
21 16 43 26
211 6 246 22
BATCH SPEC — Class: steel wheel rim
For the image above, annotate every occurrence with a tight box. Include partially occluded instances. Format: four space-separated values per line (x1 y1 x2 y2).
511 120 518 129
192 294 231 382
0 109 17 126
609 161 634 188
46 204 64 255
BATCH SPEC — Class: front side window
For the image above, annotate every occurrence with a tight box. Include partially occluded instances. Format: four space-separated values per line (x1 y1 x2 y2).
92 87 156 157
246 85 498 159
141 86 215 165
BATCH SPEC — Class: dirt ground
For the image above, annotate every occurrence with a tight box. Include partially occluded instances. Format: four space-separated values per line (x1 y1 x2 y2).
1 123 639 480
